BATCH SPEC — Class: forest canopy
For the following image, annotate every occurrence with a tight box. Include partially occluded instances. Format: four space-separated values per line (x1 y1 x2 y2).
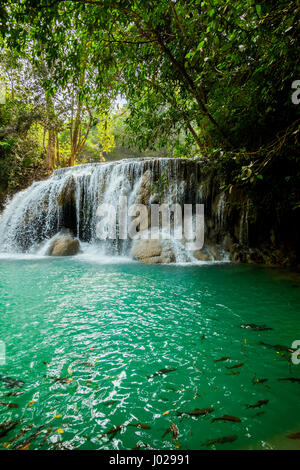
0 1 300 205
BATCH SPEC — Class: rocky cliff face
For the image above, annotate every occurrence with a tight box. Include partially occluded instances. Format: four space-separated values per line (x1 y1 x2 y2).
0 157 298 266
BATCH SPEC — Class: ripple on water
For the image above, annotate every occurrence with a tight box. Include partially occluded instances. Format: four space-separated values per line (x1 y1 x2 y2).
0 259 300 449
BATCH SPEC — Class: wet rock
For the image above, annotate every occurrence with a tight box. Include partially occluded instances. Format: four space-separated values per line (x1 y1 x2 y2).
135 170 152 205
47 236 80 256
193 249 212 262
57 176 76 207
131 238 175 263
206 245 223 261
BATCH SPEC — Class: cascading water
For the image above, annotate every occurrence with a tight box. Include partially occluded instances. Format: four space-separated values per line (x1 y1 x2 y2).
0 158 229 263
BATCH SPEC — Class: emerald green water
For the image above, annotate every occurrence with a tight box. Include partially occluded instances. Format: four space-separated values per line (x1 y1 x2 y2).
0 256 300 450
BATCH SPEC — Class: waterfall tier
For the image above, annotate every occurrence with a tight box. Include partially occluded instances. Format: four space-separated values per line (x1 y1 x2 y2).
0 158 237 263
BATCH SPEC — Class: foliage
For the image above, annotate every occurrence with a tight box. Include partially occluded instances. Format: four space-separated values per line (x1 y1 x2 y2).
0 0 300 205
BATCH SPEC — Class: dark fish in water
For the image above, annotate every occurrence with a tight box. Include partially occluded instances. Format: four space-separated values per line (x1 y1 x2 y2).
166 385 177 392
0 420 20 438
48 376 72 384
253 411 265 417
6 424 33 447
214 356 230 363
278 378 300 384
128 423 151 430
226 363 244 370
0 375 25 389
162 422 178 439
0 402 19 408
147 368 177 379
286 432 300 439
204 435 238 446
103 400 117 407
12 425 44 450
246 399 269 409
211 415 241 423
178 407 214 417
259 342 295 353
98 425 124 440
3 391 23 397
241 324 273 331
252 374 268 385
226 371 240 376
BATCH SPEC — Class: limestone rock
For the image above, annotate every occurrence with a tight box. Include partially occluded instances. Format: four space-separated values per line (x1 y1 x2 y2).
193 249 212 261
131 237 175 263
47 236 80 256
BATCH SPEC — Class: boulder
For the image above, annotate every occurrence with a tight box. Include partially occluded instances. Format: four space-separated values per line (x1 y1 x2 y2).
47 236 80 256
193 249 212 261
131 237 175 263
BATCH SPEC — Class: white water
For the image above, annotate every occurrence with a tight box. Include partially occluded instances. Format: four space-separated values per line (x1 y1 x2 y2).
0 158 229 264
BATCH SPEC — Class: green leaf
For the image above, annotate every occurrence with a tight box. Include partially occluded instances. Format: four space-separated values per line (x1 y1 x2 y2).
196 40 205 51
256 5 262 17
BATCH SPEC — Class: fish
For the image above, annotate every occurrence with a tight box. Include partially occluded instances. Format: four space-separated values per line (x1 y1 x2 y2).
226 371 240 376
214 356 230 363
0 375 25 389
6 425 33 447
0 420 20 438
98 425 124 440
48 376 73 384
211 415 241 423
162 422 178 439
3 391 23 397
12 425 44 450
278 378 300 384
246 399 269 409
286 432 300 439
252 374 268 385
128 423 151 430
259 342 295 353
147 368 177 379
253 411 265 417
103 400 117 407
204 435 238 446
177 407 214 417
0 402 19 408
241 324 273 331
226 363 244 370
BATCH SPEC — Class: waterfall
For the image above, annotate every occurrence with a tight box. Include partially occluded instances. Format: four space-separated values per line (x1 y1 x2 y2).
0 158 230 263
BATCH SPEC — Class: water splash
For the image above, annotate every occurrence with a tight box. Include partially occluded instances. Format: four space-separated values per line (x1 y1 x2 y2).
0 158 229 263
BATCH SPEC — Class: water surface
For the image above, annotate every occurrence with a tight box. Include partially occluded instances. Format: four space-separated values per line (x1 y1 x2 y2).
0 257 300 450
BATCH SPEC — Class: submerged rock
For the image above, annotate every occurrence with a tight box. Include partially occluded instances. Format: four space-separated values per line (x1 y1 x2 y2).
47 236 80 256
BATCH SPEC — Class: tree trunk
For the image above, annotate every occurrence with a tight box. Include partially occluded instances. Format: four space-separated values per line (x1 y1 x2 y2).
46 130 56 171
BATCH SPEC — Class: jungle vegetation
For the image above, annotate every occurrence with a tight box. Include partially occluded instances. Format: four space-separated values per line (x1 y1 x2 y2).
0 1 299 210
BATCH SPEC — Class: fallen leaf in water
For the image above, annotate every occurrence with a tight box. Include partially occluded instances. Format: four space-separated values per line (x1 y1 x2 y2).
163 411 170 416
19 442 31 450
27 400 37 407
